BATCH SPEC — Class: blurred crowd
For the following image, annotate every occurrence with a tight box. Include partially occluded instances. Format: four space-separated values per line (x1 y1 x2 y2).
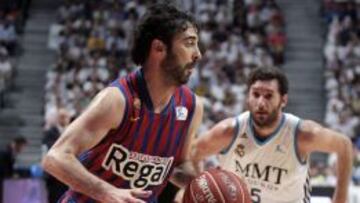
322 0 360 186
45 0 285 132
0 0 30 108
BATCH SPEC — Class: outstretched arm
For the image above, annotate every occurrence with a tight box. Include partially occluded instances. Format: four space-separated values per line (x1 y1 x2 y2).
42 87 151 203
298 120 353 203
191 117 237 163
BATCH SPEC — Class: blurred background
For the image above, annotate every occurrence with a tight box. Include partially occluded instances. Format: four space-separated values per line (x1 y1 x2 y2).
0 0 359 202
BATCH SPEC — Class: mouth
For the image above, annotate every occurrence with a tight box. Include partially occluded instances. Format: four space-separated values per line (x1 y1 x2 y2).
185 64 195 74
187 61 197 69
187 67 194 74
255 111 268 117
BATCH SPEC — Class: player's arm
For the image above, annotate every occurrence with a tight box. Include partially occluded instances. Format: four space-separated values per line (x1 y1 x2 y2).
191 117 237 163
298 120 353 203
42 87 151 203
169 95 203 188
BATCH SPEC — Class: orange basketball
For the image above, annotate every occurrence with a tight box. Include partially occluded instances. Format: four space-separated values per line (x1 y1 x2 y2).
183 168 251 203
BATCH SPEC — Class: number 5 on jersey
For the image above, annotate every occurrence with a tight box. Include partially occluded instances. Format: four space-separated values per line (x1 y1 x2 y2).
251 188 261 203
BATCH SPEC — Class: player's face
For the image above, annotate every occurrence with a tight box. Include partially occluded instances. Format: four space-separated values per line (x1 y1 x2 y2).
247 79 287 128
161 24 202 85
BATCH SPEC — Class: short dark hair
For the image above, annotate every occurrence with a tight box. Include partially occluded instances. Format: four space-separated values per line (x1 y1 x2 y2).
14 136 27 145
247 67 289 95
131 3 198 65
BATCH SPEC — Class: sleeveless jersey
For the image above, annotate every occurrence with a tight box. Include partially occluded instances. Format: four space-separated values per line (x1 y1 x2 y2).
59 69 196 203
220 111 311 203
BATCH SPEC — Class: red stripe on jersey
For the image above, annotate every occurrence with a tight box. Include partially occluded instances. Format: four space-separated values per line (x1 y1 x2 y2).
129 108 151 150
144 116 162 154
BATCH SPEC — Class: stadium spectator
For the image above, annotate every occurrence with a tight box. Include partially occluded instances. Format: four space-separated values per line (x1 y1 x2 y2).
0 47 12 86
0 136 27 203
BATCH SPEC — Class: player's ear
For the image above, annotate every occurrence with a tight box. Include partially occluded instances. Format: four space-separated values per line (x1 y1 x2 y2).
281 94 288 108
151 39 166 53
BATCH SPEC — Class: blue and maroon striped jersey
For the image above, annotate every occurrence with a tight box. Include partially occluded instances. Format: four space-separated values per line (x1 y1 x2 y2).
59 69 196 203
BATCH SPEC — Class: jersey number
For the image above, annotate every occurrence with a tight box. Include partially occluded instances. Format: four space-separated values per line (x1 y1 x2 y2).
251 188 261 203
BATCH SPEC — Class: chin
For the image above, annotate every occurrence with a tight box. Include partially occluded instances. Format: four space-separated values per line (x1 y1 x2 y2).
177 77 190 85
177 80 188 86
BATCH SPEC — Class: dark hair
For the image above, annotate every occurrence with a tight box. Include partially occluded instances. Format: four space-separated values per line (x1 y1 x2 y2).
247 67 289 95
14 136 27 145
131 3 198 65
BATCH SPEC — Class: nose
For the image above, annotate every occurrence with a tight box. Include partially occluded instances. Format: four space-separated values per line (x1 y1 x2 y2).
257 97 266 108
193 46 202 61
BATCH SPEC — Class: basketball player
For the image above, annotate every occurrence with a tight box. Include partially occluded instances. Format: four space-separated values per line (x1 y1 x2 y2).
191 67 352 203
42 4 203 203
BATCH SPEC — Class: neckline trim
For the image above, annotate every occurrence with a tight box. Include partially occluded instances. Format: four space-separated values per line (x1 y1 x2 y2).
248 113 286 146
135 69 173 115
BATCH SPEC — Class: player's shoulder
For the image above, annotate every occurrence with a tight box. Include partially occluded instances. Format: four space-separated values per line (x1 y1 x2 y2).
97 87 128 124
295 119 327 145
175 85 197 106
298 119 321 133
235 111 250 122
95 87 126 107
178 85 195 96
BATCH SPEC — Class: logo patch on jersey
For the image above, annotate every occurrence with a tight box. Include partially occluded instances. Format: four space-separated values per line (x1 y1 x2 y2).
235 144 245 157
130 98 141 122
133 97 141 109
102 144 174 189
175 106 188 121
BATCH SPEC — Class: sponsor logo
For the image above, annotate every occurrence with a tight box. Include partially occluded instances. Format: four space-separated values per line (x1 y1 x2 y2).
235 161 288 185
275 144 285 154
102 144 174 189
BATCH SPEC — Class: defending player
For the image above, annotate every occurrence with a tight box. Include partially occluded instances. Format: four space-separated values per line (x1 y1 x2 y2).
191 67 352 203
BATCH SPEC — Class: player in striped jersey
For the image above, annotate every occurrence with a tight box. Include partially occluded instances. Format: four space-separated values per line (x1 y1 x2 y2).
191 67 352 203
42 3 203 203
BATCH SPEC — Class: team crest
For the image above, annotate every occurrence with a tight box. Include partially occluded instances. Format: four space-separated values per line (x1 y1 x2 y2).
130 97 141 122
175 106 188 121
133 97 141 109
235 144 245 157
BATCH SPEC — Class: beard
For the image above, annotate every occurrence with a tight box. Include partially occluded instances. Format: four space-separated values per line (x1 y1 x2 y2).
161 51 194 85
250 103 282 128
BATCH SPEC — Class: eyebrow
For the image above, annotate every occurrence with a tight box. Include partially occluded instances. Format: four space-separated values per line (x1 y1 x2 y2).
252 87 275 93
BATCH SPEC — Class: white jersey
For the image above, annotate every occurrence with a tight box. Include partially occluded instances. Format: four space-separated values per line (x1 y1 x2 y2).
219 111 311 203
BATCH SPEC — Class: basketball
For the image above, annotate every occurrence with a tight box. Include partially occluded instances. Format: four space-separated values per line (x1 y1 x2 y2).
182 168 251 203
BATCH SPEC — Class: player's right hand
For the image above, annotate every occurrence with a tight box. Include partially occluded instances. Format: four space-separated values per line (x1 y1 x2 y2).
105 188 152 203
